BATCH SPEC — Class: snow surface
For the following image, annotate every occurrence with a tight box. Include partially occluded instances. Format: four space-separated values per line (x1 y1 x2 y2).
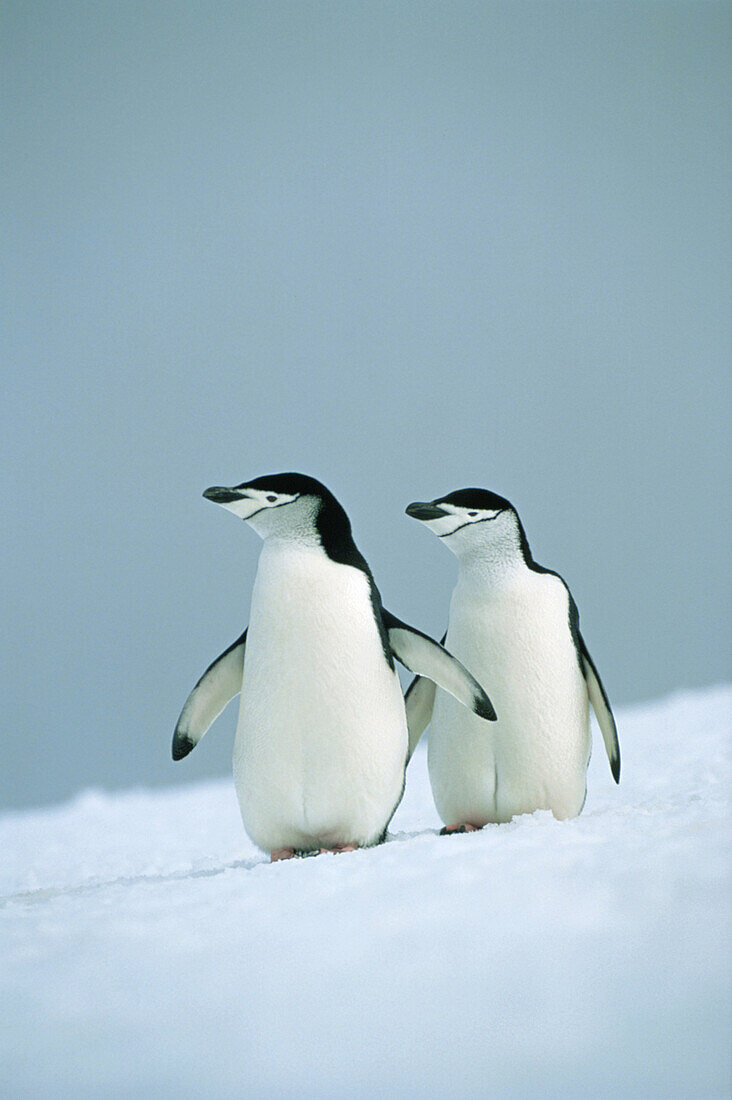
2 686 730 1099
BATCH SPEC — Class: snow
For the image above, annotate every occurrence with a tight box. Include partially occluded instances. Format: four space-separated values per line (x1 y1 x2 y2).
2 686 730 1099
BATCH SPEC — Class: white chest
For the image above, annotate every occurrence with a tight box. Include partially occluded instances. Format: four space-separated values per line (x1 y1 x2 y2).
233 541 407 851
429 568 590 823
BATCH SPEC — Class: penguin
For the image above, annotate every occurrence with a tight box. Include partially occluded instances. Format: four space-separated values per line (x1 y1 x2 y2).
405 488 620 831
172 474 496 861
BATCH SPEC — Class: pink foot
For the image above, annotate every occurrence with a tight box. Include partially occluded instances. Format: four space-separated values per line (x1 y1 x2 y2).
439 823 482 835
272 843 360 861
270 848 296 862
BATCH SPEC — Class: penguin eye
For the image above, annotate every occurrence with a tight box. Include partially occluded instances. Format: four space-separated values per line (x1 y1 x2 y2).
266 495 278 503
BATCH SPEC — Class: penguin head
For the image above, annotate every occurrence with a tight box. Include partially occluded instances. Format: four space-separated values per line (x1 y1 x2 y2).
203 473 350 545
406 488 522 559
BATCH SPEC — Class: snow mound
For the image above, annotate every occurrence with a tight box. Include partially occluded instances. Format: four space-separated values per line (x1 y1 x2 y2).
2 686 730 1098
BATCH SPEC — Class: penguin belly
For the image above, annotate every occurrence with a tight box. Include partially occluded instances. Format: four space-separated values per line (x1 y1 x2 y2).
428 571 590 825
233 543 408 853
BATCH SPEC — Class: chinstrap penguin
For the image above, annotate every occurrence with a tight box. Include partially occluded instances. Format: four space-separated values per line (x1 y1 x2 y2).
405 488 620 831
173 474 496 860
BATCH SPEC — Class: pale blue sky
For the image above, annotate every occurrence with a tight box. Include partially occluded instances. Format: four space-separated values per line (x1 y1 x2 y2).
3 1 730 808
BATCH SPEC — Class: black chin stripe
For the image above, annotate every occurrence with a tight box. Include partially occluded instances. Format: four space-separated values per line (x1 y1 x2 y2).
241 494 300 522
241 504 266 522
438 511 503 538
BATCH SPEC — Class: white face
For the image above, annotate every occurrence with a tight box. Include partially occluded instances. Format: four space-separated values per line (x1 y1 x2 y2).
409 502 503 538
203 486 315 539
406 499 515 556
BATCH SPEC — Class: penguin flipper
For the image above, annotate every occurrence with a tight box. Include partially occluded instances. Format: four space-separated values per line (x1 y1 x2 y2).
404 676 437 760
172 630 247 760
404 631 444 759
579 635 620 783
382 611 496 722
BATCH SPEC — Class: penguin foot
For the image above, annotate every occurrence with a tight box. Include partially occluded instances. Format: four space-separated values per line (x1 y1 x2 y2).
439 823 481 835
270 848 297 861
272 844 360 862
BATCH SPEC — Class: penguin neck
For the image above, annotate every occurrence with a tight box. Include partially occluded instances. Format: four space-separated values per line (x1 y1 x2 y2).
257 501 372 578
454 517 532 587
260 528 325 555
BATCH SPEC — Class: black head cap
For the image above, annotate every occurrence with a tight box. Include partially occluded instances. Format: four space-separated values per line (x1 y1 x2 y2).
234 472 332 497
435 488 515 512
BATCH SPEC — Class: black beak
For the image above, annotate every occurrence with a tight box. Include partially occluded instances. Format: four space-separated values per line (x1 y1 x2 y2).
203 486 247 504
405 501 448 521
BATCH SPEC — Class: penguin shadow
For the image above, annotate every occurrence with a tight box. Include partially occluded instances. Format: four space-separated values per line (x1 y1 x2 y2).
384 825 484 847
